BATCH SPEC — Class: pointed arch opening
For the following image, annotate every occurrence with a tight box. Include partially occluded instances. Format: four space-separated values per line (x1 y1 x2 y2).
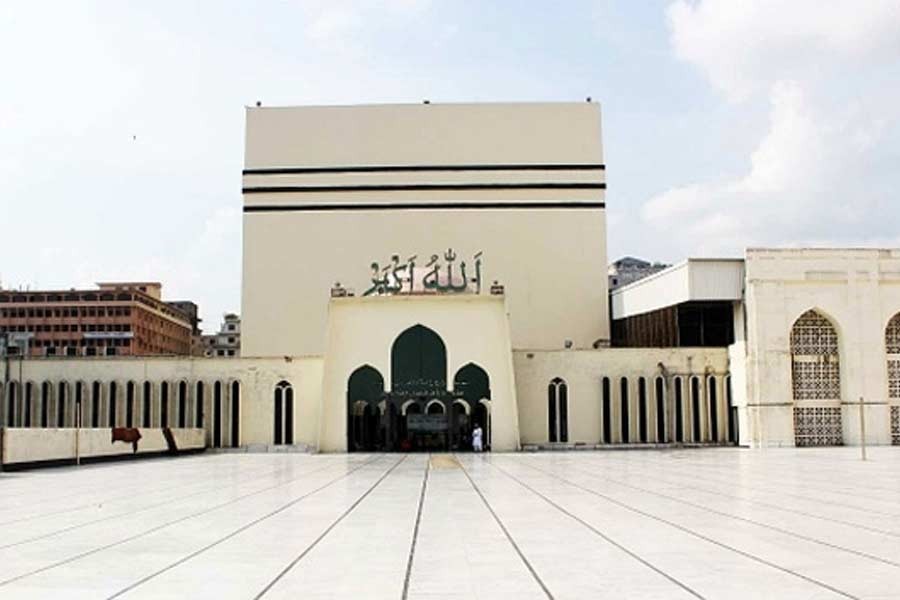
548 377 568 443
347 365 384 452
655 376 666 443
638 377 648 443
707 375 719 443
230 381 241 448
142 381 152 427
391 324 447 393
125 381 136 428
40 381 52 428
674 376 684 442
601 377 612 443
885 312 900 445
791 309 843 446
275 380 296 446
195 381 205 428
108 381 118 427
57 381 69 427
213 381 223 448
690 376 701 442
178 381 188 428
454 363 491 451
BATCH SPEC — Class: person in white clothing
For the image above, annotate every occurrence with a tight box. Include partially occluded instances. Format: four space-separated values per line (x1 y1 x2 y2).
472 424 483 452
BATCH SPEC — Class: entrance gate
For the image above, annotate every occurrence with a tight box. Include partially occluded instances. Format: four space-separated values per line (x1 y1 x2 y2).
346 324 491 452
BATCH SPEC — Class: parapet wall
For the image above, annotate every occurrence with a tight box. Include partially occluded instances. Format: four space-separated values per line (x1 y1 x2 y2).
1 427 205 468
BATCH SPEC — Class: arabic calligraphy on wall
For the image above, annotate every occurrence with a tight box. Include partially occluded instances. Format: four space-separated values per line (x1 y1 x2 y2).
364 249 483 296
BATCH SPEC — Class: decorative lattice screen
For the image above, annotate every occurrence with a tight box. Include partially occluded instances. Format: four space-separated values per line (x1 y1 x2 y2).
891 406 899 446
790 310 842 446
794 407 843 446
887 314 900 402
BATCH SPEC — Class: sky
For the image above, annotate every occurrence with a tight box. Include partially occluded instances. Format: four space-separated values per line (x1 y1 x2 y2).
2 1 899 332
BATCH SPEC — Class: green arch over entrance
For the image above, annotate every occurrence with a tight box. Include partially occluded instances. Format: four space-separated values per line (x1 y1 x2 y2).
391 324 447 395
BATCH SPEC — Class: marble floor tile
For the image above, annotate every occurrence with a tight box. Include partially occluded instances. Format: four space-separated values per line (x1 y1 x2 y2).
1 448 898 599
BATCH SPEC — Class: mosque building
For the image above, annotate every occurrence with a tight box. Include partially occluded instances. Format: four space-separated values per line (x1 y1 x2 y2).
1 102 899 465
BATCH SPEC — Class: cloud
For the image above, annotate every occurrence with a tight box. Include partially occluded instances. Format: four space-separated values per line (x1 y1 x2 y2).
667 0 900 101
641 1 900 257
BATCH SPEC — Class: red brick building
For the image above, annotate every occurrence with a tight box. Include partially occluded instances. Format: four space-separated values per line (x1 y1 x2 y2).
0 282 193 357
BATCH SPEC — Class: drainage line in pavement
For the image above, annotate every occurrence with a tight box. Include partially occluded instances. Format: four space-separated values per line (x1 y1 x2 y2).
401 455 431 600
254 455 409 599
457 455 556 600
559 462 900 567
483 456 706 600
104 455 389 599
0 454 245 525
0 460 307 549
567 457 900 540
498 457 857 600
0 455 380 589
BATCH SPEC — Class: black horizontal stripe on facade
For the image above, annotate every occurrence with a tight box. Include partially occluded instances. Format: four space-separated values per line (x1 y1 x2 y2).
243 163 605 175
243 182 605 194
244 201 605 213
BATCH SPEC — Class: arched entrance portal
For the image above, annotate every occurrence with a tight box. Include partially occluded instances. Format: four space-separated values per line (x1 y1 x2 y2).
347 365 384 452
345 325 491 452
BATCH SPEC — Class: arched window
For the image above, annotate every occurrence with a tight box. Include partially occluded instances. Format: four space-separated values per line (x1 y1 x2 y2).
655 376 666 442
213 381 223 448
886 313 900 445
620 377 629 443
690 377 701 442
23 382 33 428
178 381 188 428
108 381 118 427
791 309 842 446
426 401 445 415
726 375 738 444
195 381 205 428
142 381 152 427
638 377 648 443
6 381 17 427
707 376 719 442
601 377 612 443
391 324 447 394
547 378 568 443
230 381 240 447
160 381 169 427
57 381 68 427
126 382 135 428
74 382 83 428
274 380 294 446
91 381 101 428
347 366 384 452
674 377 684 442
40 382 51 428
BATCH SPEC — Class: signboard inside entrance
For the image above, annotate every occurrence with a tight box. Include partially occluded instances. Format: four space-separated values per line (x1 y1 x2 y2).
407 414 447 432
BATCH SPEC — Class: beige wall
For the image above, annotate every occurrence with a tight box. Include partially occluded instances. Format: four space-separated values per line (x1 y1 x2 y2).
744 248 900 447
514 347 731 446
0 356 324 450
244 102 603 168
318 294 519 452
241 102 608 357
1 427 204 465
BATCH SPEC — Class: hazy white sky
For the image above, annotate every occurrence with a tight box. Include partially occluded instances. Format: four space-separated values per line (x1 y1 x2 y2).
2 1 899 332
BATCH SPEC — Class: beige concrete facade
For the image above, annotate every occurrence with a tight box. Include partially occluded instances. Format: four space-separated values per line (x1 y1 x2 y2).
742 248 900 447
319 294 519 451
5 102 899 457
514 347 731 446
241 102 608 357
0 356 323 450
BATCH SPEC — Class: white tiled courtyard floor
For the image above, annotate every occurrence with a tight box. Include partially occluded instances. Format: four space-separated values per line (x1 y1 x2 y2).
1 448 899 599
